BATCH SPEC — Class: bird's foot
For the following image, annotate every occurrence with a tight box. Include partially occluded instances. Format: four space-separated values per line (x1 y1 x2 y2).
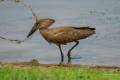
58 62 64 65
67 61 71 65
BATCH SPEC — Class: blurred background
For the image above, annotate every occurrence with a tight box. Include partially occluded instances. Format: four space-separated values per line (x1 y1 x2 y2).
0 0 120 66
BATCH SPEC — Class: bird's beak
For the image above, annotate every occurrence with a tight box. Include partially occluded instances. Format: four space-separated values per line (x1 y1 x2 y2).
27 24 38 38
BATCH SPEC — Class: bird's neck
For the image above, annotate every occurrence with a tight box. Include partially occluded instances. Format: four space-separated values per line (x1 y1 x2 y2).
39 28 50 40
39 28 49 33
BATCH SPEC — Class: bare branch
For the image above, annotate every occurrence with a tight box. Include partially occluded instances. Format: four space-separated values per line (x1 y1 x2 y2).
20 1 38 22
11 0 21 3
2 0 21 3
0 36 24 44
0 0 4 3
0 0 38 43
4 0 38 21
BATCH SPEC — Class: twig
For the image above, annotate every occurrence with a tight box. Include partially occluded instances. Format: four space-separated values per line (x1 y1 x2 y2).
0 36 27 44
0 0 37 43
19 0 38 21
2 0 38 21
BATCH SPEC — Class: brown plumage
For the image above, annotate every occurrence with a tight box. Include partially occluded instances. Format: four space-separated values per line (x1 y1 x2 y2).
39 26 95 44
27 18 96 64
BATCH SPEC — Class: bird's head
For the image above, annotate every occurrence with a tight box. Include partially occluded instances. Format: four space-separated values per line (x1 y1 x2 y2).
27 18 55 38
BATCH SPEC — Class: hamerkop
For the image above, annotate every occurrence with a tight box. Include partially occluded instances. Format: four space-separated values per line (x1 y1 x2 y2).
27 18 95 64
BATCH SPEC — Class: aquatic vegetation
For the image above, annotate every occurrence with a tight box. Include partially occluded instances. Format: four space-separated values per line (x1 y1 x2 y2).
0 64 120 80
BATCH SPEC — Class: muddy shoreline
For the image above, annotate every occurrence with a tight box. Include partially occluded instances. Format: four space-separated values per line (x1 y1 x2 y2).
0 60 120 69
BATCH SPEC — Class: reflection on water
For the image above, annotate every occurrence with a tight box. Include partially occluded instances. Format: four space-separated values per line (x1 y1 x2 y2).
0 0 120 66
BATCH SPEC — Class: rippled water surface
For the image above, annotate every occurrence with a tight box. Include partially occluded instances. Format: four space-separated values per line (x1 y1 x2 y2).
0 0 120 66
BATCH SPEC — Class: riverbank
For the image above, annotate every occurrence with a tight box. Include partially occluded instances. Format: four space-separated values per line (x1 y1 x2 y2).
0 60 120 80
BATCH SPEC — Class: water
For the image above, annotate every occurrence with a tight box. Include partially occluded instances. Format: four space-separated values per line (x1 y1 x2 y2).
0 0 120 66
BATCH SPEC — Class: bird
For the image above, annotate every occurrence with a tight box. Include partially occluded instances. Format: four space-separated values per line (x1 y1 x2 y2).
27 18 96 64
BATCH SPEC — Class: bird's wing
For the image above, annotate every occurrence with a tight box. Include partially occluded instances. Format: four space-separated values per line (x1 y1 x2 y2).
53 32 65 37
46 26 95 44
51 26 95 40
51 27 74 37
48 27 79 43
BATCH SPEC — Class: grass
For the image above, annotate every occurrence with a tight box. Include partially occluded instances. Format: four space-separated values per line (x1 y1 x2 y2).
0 62 120 80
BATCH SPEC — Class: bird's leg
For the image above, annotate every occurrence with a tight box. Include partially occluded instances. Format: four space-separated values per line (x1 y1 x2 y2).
67 41 79 64
58 44 64 64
